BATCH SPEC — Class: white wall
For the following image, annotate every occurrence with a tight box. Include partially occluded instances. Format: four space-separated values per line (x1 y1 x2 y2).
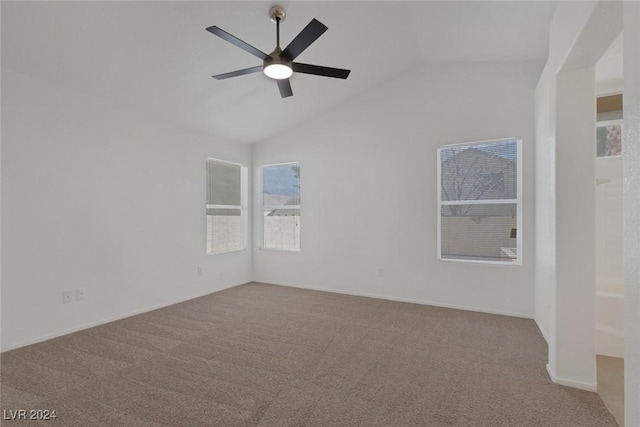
253 62 539 318
533 63 557 348
595 156 623 289
1 68 252 351
533 1 623 391
555 66 597 389
534 1 599 383
595 156 624 359
623 2 640 424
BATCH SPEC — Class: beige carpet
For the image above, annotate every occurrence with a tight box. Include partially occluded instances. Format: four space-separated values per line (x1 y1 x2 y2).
1 282 617 426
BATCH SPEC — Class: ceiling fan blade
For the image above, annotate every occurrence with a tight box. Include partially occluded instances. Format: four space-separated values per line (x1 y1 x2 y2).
292 63 351 79
277 79 293 98
282 19 328 60
212 65 263 80
206 26 268 60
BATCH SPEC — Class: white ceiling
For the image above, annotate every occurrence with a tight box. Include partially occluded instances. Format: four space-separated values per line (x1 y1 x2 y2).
1 1 557 144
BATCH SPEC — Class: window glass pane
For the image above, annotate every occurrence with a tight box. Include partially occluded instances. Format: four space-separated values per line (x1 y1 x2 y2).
263 164 300 206
596 123 622 157
441 203 517 262
263 208 300 250
206 208 241 216
440 140 517 201
207 208 242 253
206 158 245 254
207 160 241 206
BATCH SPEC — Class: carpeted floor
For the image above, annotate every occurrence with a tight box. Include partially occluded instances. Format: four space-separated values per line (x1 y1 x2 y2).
1 282 618 426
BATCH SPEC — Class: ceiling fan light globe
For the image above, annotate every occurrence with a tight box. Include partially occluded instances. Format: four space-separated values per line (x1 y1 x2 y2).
264 63 293 80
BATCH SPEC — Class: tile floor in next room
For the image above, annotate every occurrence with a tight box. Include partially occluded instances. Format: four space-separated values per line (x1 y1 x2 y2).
597 355 625 426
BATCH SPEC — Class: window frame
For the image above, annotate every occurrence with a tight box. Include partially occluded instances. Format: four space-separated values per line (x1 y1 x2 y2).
436 137 523 266
206 157 248 255
260 161 301 252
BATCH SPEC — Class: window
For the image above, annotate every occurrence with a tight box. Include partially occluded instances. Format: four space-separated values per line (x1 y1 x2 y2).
596 119 622 157
262 163 300 251
206 158 247 254
437 138 522 264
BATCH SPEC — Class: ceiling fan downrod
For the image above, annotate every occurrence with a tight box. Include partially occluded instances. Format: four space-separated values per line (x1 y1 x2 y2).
264 5 291 80
270 5 286 51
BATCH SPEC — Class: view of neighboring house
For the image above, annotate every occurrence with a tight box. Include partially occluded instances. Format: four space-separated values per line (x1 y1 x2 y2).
440 143 518 262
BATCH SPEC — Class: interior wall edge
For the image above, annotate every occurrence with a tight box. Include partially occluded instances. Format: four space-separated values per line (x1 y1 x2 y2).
623 1 640 424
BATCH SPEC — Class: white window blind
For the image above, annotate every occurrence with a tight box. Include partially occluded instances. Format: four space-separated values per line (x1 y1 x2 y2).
206 158 247 254
437 138 522 264
262 163 300 251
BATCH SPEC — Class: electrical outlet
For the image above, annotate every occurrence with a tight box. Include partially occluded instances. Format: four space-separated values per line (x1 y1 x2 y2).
377 268 385 278
197 266 203 276
76 288 86 301
63 291 73 304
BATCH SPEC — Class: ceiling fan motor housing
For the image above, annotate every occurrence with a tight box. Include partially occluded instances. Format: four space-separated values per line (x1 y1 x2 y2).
265 47 291 67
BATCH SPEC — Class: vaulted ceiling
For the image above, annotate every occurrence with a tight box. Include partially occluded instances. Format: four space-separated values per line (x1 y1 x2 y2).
1 1 557 144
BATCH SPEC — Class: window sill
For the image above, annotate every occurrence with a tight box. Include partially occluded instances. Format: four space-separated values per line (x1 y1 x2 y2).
259 247 301 253
207 248 247 256
438 257 522 267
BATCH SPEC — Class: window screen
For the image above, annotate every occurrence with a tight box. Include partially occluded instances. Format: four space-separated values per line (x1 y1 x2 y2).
206 159 246 254
438 138 521 264
262 163 301 251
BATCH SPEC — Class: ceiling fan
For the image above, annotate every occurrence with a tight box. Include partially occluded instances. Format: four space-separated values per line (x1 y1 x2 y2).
206 5 351 98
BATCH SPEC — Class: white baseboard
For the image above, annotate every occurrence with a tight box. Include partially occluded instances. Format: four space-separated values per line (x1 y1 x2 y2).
0 281 245 353
546 364 556 383
545 363 597 392
535 318 551 344
256 280 533 319
556 377 597 392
